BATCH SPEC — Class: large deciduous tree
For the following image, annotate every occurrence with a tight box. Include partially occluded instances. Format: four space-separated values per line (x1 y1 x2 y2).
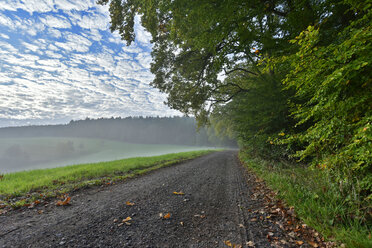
98 0 353 120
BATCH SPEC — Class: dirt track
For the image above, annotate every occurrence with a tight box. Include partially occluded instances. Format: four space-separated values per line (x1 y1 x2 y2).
0 151 309 247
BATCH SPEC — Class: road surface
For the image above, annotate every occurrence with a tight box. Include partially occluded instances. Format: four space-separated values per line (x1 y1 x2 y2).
0 151 308 247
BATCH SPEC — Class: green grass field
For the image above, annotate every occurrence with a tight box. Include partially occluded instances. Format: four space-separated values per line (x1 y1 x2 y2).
0 150 214 208
0 137 215 173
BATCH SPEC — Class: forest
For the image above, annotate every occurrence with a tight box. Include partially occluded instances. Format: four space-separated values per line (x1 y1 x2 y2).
0 116 235 147
99 0 371 246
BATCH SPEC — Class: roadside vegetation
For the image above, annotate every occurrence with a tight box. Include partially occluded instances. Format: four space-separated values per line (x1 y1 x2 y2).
99 0 371 247
240 151 371 248
0 150 214 210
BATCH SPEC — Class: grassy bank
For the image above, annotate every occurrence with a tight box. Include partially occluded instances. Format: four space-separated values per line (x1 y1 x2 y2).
0 150 214 208
239 151 371 248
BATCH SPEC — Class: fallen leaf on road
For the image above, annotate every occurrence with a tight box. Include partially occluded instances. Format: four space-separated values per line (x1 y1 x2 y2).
238 224 245 228
122 217 132 223
223 240 232 247
180 221 184 226
296 240 304 245
125 201 135 206
37 210 44 214
194 214 206 218
173 191 185 195
113 219 118 223
117 223 124 227
250 218 257 222
56 195 71 206
163 213 171 219
246 241 255 247
308 241 319 247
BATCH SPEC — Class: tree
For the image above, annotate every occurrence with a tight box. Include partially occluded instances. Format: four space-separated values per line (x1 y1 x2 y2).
279 11 372 203
98 0 353 122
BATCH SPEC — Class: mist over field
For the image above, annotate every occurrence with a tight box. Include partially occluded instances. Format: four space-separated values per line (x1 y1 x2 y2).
0 116 235 173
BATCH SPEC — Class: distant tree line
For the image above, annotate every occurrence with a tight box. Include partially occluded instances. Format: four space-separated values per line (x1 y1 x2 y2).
0 116 237 147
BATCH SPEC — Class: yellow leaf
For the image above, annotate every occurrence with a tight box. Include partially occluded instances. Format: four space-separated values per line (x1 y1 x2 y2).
56 195 71 206
173 191 185 195
246 241 255 247
296 241 304 245
122 216 132 223
224 240 232 247
279 132 285 136
308 241 318 247
125 201 135 206
163 213 171 219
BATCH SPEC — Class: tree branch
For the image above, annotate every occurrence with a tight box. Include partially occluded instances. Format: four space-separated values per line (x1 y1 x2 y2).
224 67 258 76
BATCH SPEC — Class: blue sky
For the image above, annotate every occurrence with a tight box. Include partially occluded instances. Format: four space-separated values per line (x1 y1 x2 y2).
0 0 180 127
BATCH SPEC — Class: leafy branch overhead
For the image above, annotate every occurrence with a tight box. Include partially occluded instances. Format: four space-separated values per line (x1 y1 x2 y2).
99 0 346 118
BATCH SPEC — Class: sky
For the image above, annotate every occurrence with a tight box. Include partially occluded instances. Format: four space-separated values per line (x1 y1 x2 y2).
0 0 180 128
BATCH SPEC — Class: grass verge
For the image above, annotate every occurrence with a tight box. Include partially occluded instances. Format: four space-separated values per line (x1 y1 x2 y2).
0 150 215 209
239 150 371 248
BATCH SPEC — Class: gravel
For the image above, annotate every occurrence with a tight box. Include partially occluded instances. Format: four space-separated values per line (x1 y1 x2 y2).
0 151 301 247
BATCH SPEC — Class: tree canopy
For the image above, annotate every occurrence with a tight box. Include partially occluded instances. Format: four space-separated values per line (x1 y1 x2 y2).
99 0 357 118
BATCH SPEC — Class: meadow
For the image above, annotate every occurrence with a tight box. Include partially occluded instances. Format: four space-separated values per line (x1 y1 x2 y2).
0 150 214 208
0 137 214 173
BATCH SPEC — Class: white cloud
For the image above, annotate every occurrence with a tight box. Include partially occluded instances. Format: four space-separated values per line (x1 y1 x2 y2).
0 0 95 14
136 52 152 69
0 14 15 28
55 33 92 53
68 11 108 30
122 44 143 54
48 28 62 38
86 28 102 41
26 22 45 36
0 41 18 53
45 50 63 58
0 1 180 126
19 0 54 14
135 16 152 45
39 15 71 29
21 42 39 52
54 0 95 12
0 33 10 39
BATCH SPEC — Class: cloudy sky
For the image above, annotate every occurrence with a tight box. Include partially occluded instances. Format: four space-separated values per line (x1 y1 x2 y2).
0 0 180 127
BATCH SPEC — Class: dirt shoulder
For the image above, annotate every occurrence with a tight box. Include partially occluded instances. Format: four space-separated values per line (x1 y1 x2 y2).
0 151 324 247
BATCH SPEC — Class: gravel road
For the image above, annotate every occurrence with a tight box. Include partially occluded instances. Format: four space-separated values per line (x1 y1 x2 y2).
0 151 306 247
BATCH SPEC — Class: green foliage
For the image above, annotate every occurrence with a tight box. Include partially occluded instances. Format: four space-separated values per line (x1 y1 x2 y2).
99 0 344 119
209 68 293 159
281 11 372 204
